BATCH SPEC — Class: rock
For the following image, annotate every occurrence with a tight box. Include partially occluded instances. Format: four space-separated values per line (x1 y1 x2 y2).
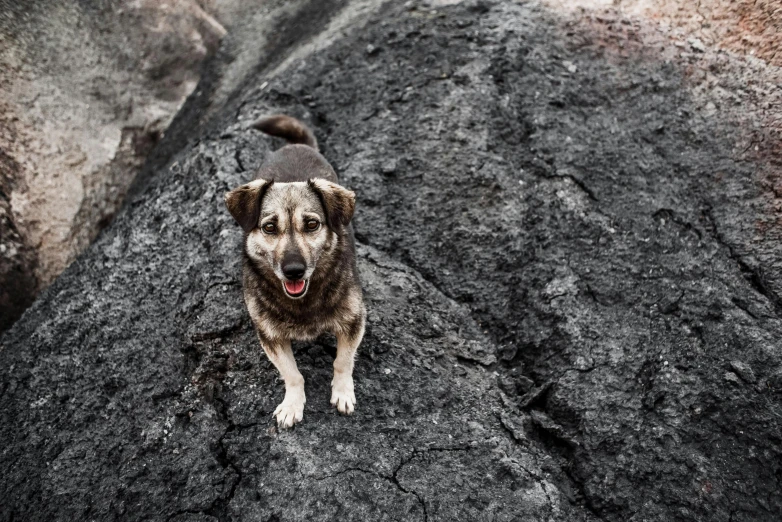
724 371 742 384
499 369 535 397
729 361 757 384
0 0 231 332
0 155 38 331
380 159 397 175
688 37 706 52
2 1 782 521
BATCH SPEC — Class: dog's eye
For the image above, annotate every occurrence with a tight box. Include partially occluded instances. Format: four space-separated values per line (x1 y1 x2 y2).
262 223 277 234
305 219 320 231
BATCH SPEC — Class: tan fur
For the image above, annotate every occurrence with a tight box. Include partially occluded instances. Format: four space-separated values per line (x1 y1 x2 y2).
245 182 332 284
225 115 365 428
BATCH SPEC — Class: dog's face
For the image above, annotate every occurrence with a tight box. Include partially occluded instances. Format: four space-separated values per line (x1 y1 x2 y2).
225 178 355 299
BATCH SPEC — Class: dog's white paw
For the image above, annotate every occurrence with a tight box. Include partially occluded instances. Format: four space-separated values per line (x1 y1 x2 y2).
330 376 356 415
273 389 305 428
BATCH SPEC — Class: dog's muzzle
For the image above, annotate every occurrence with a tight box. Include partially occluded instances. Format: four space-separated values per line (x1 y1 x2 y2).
281 251 308 298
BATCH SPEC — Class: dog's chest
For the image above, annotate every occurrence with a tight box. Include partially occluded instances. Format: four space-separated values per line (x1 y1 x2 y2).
280 317 333 341
251 295 340 341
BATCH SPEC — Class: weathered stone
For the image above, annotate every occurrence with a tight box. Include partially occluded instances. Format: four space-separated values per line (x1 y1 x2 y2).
2 1 781 521
0 0 229 330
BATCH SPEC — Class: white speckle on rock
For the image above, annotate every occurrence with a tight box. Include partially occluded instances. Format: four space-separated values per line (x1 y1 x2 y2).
688 37 705 53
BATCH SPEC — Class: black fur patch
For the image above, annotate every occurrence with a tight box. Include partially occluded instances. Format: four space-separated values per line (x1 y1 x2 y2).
225 180 274 233
307 179 355 231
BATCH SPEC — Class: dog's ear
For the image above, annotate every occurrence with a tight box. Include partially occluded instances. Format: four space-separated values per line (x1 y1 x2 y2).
225 179 273 233
308 178 356 230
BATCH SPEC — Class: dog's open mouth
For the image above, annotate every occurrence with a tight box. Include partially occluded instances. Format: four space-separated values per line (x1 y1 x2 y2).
283 279 308 298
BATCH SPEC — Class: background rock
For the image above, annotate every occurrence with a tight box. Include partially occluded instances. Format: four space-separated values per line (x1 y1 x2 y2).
0 0 229 331
2 1 781 521
544 0 782 67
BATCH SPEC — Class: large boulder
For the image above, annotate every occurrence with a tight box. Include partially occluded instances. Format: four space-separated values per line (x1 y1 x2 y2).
2 1 780 521
0 0 229 331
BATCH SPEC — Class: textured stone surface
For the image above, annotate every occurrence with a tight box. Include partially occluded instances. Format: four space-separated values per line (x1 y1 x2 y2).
544 0 782 67
2 1 781 521
0 0 229 331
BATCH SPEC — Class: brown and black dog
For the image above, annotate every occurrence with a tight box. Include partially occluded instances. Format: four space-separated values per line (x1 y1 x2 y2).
225 115 365 428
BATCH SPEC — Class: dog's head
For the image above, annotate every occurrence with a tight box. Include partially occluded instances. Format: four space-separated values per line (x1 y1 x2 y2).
225 178 355 299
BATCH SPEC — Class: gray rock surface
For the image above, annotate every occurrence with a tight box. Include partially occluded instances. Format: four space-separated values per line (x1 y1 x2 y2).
2 1 781 521
0 0 229 331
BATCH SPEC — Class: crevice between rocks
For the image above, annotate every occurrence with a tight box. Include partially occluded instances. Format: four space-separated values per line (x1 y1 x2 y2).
391 467 429 522
390 445 474 522
703 205 782 317
166 392 246 522
308 445 476 522
543 172 599 202
202 396 243 522
234 149 246 173
357 238 610 519
311 465 428 521
499 410 605 521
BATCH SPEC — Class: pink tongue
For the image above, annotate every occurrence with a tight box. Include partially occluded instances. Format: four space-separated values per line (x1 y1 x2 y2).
284 280 305 294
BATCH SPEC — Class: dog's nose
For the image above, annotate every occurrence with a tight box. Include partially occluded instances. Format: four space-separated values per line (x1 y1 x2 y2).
283 262 305 280
281 253 306 280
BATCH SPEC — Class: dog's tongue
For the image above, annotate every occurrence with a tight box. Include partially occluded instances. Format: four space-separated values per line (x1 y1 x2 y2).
284 280 305 295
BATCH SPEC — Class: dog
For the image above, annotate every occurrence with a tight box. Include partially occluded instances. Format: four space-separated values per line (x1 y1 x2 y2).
224 115 365 428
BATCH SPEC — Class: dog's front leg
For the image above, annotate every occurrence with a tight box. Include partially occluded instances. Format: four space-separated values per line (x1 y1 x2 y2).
261 337 305 428
331 315 365 415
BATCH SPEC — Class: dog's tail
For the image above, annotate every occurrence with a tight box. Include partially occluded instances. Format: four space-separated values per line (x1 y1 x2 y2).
251 114 318 150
